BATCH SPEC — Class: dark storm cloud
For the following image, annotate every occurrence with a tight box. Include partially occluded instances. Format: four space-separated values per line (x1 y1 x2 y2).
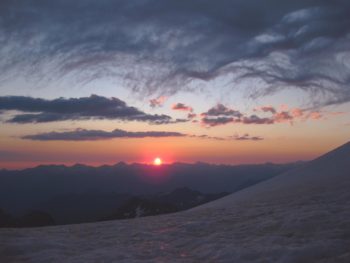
1 1 350 105
0 95 173 124
22 128 186 141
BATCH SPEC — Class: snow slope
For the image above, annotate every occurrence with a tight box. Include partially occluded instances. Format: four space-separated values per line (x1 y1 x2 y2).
1 142 350 263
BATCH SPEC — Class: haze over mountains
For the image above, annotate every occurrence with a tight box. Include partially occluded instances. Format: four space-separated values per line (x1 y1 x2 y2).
0 161 299 223
0 187 229 226
1 142 349 262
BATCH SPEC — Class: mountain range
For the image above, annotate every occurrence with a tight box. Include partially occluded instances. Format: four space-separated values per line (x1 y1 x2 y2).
0 142 348 262
0 161 299 218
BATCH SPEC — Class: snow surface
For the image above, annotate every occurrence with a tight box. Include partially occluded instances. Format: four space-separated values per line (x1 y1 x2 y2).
1 142 350 262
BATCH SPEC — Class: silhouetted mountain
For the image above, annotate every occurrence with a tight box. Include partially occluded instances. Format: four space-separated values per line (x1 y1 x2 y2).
103 188 229 220
39 193 131 224
0 209 54 228
0 188 228 226
152 187 228 210
0 208 14 227
0 161 302 217
104 197 178 220
16 211 55 228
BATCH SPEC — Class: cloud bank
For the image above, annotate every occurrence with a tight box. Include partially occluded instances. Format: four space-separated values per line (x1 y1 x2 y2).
22 128 186 141
21 128 266 142
0 95 173 124
1 1 350 106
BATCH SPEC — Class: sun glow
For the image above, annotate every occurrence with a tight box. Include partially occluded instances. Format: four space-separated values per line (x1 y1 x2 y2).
153 157 162 166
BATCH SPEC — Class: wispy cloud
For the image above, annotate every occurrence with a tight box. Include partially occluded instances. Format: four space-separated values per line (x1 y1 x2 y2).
149 96 167 108
256 105 344 124
232 133 264 141
258 106 277 114
1 1 350 105
187 113 197 119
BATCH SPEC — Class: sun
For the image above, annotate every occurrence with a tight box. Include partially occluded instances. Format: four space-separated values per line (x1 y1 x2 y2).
153 157 162 166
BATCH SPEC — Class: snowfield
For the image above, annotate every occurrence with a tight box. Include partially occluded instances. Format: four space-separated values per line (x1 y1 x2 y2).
1 142 350 263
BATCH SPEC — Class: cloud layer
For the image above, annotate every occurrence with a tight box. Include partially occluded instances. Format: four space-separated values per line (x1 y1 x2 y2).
22 128 186 141
200 104 273 126
0 95 173 124
200 103 337 127
21 128 264 142
1 1 350 105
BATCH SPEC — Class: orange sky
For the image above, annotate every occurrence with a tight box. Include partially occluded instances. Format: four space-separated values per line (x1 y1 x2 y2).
1 1 350 170
1 125 349 169
1 98 350 170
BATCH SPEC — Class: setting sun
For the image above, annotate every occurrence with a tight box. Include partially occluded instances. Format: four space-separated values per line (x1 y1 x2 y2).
153 157 162 166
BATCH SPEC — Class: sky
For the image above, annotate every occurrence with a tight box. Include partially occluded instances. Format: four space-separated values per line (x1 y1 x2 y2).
0 0 350 169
